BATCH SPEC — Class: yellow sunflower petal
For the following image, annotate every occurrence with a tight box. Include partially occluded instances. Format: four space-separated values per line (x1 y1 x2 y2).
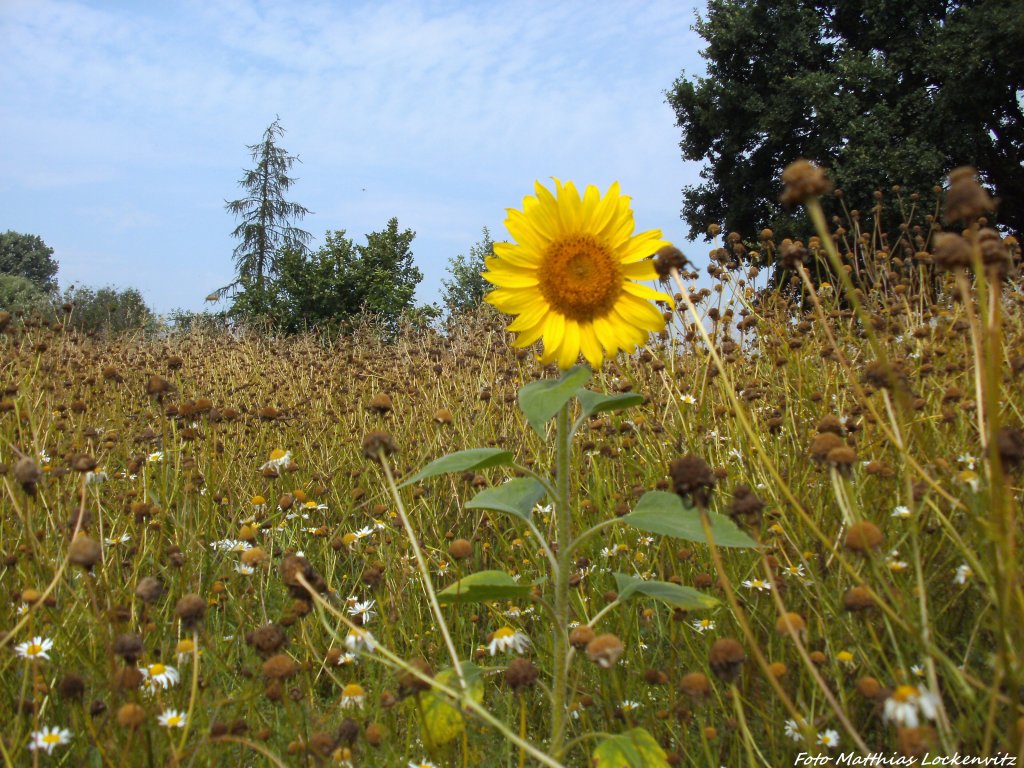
578 324 605 368
543 311 566 353
623 281 673 305
614 293 666 332
620 229 667 263
558 320 581 369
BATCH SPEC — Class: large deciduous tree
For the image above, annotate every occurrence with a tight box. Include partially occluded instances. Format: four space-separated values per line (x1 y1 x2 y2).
667 0 1024 240
222 117 312 298
0 231 58 293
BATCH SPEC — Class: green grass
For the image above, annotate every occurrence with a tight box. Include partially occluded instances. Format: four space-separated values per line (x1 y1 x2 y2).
1 228 1023 766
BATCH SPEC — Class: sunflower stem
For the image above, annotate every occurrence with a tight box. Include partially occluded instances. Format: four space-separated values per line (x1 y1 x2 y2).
549 401 573 758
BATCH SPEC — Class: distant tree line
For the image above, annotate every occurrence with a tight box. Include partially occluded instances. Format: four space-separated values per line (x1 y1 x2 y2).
0 230 153 334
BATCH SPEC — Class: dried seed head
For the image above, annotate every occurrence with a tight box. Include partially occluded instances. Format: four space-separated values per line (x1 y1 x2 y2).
134 576 164 603
653 245 689 280
174 594 207 628
113 633 144 663
70 453 97 473
13 457 42 494
944 166 995 223
58 674 85 700
708 638 745 682
262 653 298 680
809 432 845 462
844 522 884 552
247 623 288 657
505 658 539 691
361 431 397 462
367 393 393 415
448 538 473 560
774 612 806 637
780 159 832 206
728 485 764 527
569 625 596 650
68 533 102 570
398 658 433 696
116 703 146 729
586 633 625 669
668 455 716 507
856 676 885 699
679 671 712 698
843 586 876 611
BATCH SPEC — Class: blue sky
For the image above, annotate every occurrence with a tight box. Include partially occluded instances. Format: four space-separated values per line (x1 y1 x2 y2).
0 0 707 314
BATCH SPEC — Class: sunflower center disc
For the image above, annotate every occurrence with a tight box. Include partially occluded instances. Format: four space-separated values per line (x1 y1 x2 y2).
538 235 621 321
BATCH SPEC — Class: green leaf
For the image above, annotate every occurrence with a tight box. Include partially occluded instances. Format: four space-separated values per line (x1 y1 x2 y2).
577 389 644 419
623 491 757 548
436 570 532 605
399 448 514 488
593 727 671 768
465 477 546 523
419 661 484 746
517 365 591 435
613 572 718 610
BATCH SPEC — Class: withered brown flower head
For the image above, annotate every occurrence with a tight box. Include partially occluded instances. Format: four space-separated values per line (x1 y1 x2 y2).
668 455 716 507
361 431 397 463
780 159 832 206
709 638 746 682
653 245 690 280
943 166 995 223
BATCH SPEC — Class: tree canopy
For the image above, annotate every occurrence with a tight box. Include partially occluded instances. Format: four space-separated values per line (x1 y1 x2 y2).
0 231 58 293
442 227 494 316
667 0 1024 240
233 219 427 337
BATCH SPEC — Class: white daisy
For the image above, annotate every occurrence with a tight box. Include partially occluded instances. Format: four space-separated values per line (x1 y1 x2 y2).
954 563 973 584
742 578 772 592
817 729 840 749
487 627 530 656
347 599 377 624
883 685 940 728
141 662 180 689
158 709 187 728
259 449 291 471
29 726 71 754
891 505 911 519
691 618 715 633
15 636 53 661
343 628 377 654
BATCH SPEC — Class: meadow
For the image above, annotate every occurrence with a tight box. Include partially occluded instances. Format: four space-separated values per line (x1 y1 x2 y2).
1 178 1023 767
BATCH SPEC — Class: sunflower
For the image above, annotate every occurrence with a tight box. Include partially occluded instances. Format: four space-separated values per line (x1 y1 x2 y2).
484 178 673 369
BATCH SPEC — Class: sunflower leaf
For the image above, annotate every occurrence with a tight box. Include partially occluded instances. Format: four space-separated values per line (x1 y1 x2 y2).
399 448 514 488
613 572 718 610
418 661 483 746
436 570 532 605
517 365 591 436
465 477 546 523
623 491 757 548
593 727 671 768
576 389 644 419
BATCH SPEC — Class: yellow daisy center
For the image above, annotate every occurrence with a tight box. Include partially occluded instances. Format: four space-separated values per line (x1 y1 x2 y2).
342 683 365 698
537 235 622 321
42 733 61 745
167 715 182 726
27 644 42 655
149 663 166 675
493 627 515 639
891 684 919 702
